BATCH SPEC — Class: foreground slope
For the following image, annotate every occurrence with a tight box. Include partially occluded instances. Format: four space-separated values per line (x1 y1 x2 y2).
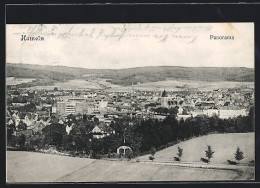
137 133 254 164
7 139 254 183
5 151 246 182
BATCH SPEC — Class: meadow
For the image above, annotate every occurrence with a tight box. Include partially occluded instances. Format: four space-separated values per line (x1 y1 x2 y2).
6 151 247 182
6 77 36 86
137 133 255 164
24 78 254 92
6 133 254 182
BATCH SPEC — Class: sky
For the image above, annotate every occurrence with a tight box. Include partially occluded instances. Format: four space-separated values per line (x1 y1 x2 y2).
6 23 254 69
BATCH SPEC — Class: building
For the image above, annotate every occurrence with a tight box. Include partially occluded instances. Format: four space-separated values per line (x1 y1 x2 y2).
56 101 88 115
192 108 247 119
218 108 247 119
91 123 115 139
203 108 219 117
161 90 169 108
56 102 66 115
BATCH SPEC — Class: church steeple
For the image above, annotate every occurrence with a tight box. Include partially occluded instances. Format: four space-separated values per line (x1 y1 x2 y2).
162 89 168 97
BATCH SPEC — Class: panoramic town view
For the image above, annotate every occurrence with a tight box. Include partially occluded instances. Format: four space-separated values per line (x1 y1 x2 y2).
6 23 255 182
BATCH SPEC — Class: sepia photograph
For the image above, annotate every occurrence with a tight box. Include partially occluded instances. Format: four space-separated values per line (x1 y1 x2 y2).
6 23 255 182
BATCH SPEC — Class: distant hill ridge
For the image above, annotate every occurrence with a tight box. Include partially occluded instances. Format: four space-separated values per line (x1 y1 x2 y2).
6 63 254 86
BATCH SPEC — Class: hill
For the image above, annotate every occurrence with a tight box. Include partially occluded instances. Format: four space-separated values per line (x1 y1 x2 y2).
6 63 254 86
7 151 253 182
137 133 254 164
104 66 254 85
6 64 76 81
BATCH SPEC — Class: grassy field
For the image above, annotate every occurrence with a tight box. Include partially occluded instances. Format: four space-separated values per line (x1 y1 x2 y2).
106 80 254 92
26 79 104 90
6 151 252 182
137 133 255 164
7 133 254 182
6 77 36 86
25 78 254 92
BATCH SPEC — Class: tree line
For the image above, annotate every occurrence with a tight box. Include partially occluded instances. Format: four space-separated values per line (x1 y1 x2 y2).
7 106 254 159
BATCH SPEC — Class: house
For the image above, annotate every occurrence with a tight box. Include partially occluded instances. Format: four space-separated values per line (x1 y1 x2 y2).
7 119 14 125
153 114 167 121
191 110 204 117
91 123 115 139
218 108 247 119
203 108 219 117
12 113 20 127
177 114 192 121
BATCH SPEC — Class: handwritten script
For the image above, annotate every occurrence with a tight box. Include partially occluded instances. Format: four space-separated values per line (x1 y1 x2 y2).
14 24 213 44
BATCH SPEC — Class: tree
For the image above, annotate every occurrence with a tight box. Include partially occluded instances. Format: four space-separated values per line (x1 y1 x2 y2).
234 147 244 163
17 122 27 131
18 134 26 147
150 146 156 156
67 114 75 121
248 106 255 132
22 103 37 112
169 106 179 116
94 117 99 123
177 146 183 162
91 138 104 157
42 123 66 146
149 146 156 161
205 145 214 163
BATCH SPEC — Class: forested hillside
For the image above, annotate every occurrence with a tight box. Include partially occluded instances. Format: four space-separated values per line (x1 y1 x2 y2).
6 63 254 86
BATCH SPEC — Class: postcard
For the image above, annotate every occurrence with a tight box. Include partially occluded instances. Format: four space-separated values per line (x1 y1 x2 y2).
6 23 255 182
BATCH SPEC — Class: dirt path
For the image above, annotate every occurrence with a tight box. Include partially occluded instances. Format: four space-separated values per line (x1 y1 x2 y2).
137 160 255 181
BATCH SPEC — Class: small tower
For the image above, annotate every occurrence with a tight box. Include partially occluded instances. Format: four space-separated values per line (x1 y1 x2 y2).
161 89 169 108
131 81 135 95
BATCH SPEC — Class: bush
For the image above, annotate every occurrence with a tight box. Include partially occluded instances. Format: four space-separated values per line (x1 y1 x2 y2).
174 157 180 161
249 160 255 166
113 153 120 158
126 152 134 160
201 158 209 163
227 160 238 165
149 155 155 161
93 154 101 159
17 134 26 147
24 145 36 151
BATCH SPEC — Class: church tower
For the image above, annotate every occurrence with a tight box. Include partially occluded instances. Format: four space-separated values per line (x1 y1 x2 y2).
161 90 169 108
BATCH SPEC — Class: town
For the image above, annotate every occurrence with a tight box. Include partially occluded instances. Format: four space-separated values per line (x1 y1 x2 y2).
6 82 255 158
